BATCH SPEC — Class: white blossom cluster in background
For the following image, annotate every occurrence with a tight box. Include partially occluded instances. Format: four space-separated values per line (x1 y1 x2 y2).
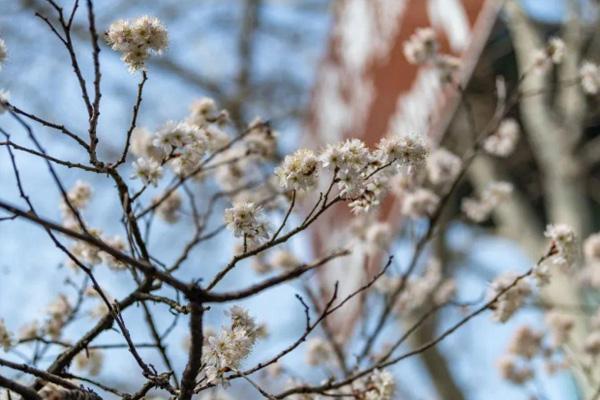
402 27 461 82
496 304 600 387
486 223 600 387
532 36 600 96
376 258 456 314
461 181 513 223
0 36 8 115
533 36 566 69
483 118 520 157
0 319 13 352
0 38 7 70
580 62 600 95
581 233 600 287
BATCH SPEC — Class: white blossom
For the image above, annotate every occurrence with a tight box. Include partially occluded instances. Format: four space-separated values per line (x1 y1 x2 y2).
324 138 370 172
403 27 437 65
171 144 205 176
532 260 552 287
545 311 575 346
275 148 319 191
580 62 600 95
498 356 534 385
270 250 299 270
60 180 92 224
244 118 277 159
250 254 272 274
365 222 392 251
364 369 395 400
462 181 513 222
203 306 260 385
132 157 163 186
434 279 457 305
153 121 196 153
155 191 182 223
188 97 218 127
45 295 72 339
0 90 9 114
579 232 600 287
198 390 233 400
100 235 127 271
544 224 576 269
426 148 461 186
224 202 270 244
547 37 565 64
69 228 104 267
106 16 167 71
0 319 13 352
374 275 399 296
203 125 230 152
583 331 600 357
484 118 520 157
507 326 542 359
533 37 565 72
130 127 164 161
401 188 439 218
76 349 104 376
348 176 388 214
435 54 461 83
0 38 7 69
19 321 39 341
583 232 600 266
489 272 531 323
376 135 428 171
132 16 168 53
306 338 333 366
394 258 442 314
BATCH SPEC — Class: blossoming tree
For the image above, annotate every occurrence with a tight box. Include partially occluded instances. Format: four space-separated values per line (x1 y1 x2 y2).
0 1 599 400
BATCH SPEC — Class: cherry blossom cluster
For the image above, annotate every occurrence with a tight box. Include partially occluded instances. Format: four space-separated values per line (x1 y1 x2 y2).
224 202 270 246
580 232 600 287
580 62 600 95
461 181 513 223
488 228 578 324
0 38 6 70
498 306 600 387
359 369 396 400
58 182 128 271
487 225 600 387
278 135 429 214
543 224 577 270
498 323 560 384
0 38 8 113
402 27 461 82
130 98 230 185
60 179 92 227
305 337 334 366
250 248 299 274
483 118 520 157
533 37 565 69
202 306 262 384
488 272 531 323
105 16 168 71
532 37 600 96
0 319 12 352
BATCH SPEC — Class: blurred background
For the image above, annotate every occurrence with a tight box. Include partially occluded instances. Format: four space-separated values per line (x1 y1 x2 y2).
0 0 599 399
